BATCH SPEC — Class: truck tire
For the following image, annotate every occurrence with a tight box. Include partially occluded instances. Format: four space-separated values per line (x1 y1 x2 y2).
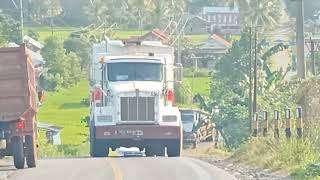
12 136 25 169
25 135 37 168
90 128 109 157
206 132 214 142
146 145 164 157
192 141 198 149
167 141 181 157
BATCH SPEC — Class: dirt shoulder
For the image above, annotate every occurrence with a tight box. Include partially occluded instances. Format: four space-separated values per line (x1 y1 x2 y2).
183 146 293 180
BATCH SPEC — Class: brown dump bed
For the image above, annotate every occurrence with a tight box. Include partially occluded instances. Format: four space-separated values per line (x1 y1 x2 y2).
0 45 37 122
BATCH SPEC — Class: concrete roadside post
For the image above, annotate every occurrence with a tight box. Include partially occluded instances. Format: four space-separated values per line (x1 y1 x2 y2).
296 106 303 139
263 111 268 137
252 113 258 137
274 110 280 138
285 107 291 139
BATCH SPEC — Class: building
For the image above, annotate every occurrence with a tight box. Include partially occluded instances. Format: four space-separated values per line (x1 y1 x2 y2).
202 6 241 35
37 122 63 145
184 34 231 69
185 16 209 35
140 28 169 43
124 28 169 44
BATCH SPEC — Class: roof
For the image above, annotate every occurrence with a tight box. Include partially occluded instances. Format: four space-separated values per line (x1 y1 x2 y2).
37 122 63 132
203 6 239 14
211 34 231 47
23 35 43 49
147 28 169 41
189 15 209 23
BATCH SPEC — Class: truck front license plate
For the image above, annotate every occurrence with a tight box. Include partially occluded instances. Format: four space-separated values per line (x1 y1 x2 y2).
116 130 144 136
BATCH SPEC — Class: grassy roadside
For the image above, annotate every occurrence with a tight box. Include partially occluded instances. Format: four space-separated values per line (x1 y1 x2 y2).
37 80 90 157
232 138 320 179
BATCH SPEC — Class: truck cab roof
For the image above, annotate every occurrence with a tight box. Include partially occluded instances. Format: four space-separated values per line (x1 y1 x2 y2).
101 55 165 64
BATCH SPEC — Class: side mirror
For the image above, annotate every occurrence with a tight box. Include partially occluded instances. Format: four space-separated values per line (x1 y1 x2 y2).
174 63 183 83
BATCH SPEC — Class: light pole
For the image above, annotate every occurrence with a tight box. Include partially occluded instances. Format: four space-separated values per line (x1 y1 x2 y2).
9 0 23 43
19 0 23 42
295 0 306 79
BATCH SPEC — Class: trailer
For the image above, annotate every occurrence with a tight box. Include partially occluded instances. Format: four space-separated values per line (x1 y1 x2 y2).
0 45 38 169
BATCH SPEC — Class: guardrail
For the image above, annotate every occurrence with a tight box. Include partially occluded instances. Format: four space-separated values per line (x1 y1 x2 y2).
251 106 304 139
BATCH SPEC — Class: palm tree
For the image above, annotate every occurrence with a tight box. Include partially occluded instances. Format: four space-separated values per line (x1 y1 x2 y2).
226 0 284 30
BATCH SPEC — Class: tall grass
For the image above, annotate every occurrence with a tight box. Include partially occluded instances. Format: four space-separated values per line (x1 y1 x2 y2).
232 138 319 172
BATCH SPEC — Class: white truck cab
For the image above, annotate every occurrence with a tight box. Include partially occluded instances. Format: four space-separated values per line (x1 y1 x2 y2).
89 39 183 157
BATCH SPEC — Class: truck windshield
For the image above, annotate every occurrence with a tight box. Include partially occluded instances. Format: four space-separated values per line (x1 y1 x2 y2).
181 114 194 122
107 62 162 82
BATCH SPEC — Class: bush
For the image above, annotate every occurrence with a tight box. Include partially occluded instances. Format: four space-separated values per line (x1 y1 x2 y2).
292 164 320 179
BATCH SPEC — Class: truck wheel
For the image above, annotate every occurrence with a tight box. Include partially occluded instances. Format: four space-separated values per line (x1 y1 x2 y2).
90 140 108 157
12 137 25 169
25 135 37 168
192 141 198 149
167 141 181 157
145 146 157 157
155 145 165 156
207 133 214 142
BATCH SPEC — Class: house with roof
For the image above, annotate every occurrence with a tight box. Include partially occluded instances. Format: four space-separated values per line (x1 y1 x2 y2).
201 6 241 35
124 28 169 44
185 16 210 35
140 28 169 43
183 34 231 69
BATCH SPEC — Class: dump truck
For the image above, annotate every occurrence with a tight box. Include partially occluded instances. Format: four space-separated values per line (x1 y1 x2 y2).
89 38 183 157
0 45 38 169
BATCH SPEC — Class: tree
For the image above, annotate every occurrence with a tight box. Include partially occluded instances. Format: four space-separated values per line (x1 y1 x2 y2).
64 36 91 72
284 0 320 20
195 29 291 148
26 0 62 23
0 12 21 44
225 0 284 31
41 36 81 91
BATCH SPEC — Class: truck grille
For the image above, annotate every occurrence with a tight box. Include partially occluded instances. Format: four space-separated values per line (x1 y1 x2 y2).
120 97 155 121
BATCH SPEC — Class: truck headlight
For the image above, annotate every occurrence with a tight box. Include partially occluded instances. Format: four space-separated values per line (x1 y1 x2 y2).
163 115 177 122
96 115 113 122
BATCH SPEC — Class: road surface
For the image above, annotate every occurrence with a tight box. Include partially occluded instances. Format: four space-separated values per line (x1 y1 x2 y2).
5 157 236 180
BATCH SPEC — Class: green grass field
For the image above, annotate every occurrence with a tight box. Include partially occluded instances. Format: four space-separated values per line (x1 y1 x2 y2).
28 26 209 46
38 80 90 145
186 34 210 46
183 77 211 97
27 26 147 42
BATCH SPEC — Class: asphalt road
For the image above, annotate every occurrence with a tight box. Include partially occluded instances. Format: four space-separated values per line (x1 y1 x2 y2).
5 157 236 180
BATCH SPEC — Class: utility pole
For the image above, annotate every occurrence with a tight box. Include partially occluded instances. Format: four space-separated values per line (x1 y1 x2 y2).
253 28 258 115
310 38 316 75
19 0 24 43
296 0 306 79
249 27 253 133
50 0 54 35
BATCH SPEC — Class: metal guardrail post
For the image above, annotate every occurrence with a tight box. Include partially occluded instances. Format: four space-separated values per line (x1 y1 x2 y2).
285 107 291 138
296 106 303 139
274 110 280 138
263 111 268 137
252 113 258 137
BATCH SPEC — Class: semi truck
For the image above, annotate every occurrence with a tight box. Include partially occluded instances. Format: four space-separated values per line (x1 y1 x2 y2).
89 38 183 157
0 45 38 169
